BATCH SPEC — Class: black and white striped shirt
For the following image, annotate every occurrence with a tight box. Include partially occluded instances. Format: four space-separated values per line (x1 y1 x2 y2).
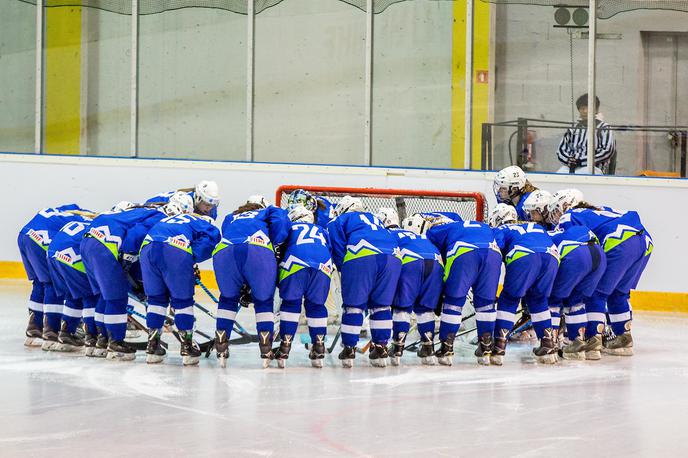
557 117 616 168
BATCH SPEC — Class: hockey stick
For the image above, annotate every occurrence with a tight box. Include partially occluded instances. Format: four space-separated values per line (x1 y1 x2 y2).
195 279 259 343
401 311 477 352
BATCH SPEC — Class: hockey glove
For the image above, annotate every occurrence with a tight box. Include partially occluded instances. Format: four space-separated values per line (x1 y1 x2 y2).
239 284 252 308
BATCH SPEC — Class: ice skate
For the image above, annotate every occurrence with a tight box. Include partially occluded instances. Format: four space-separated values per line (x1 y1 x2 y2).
435 334 455 366
41 323 59 351
368 343 388 368
215 330 229 368
309 335 326 368
24 311 43 347
54 321 84 352
90 332 108 358
583 334 602 360
258 331 274 368
338 345 356 368
533 328 558 364
491 329 508 366
474 332 493 366
389 332 406 366
180 332 201 366
146 328 166 364
602 332 633 356
416 332 436 365
106 339 137 361
83 333 98 357
562 329 586 360
274 335 293 369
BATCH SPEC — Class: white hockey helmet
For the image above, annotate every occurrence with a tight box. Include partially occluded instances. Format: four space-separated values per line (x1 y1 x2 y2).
401 213 431 235
169 192 194 214
548 188 585 224
162 201 184 217
111 201 135 212
375 207 400 228
194 180 220 207
288 204 314 224
247 195 269 209
522 190 553 223
493 166 527 203
334 195 364 216
488 203 518 227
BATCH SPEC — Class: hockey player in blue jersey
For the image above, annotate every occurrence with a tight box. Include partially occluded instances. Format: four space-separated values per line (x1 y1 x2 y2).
273 205 333 368
424 214 503 366
522 190 554 229
493 165 539 221
146 180 220 220
212 199 291 368
286 188 335 228
376 209 443 366
140 195 219 366
17 204 91 350
490 204 559 365
525 190 607 360
555 197 652 357
327 196 401 368
81 201 182 361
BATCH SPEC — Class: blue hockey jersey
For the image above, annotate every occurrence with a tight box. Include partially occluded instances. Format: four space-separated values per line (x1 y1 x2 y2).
426 220 499 275
87 207 167 258
315 197 335 228
548 225 597 260
146 190 218 220
280 222 333 281
20 204 90 252
557 207 647 253
47 220 92 273
215 206 291 253
327 212 399 269
388 228 441 265
514 191 532 221
493 222 558 265
142 213 221 264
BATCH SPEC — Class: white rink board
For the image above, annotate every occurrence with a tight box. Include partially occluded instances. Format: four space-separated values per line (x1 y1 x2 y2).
1 153 686 292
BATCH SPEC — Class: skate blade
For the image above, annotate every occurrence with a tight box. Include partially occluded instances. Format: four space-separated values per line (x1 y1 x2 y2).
146 354 165 364
262 358 272 369
390 356 401 367
536 353 558 364
182 355 200 366
562 351 586 361
277 359 286 369
601 347 633 356
125 329 142 339
218 356 227 368
341 359 354 369
420 356 437 366
370 358 388 368
41 341 58 351
310 359 323 368
476 355 490 366
490 355 504 366
106 351 136 362
437 356 453 366
24 337 43 347
52 343 80 353
84 347 95 357
89 348 107 358
584 350 601 360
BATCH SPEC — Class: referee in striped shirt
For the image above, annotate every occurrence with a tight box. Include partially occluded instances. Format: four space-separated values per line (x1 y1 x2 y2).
556 94 616 174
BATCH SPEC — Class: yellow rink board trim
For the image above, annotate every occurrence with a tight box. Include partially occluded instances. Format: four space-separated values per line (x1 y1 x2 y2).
45 6 81 155
1 260 686 313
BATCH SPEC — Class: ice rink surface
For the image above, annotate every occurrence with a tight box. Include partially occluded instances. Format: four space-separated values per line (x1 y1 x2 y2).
1 279 687 457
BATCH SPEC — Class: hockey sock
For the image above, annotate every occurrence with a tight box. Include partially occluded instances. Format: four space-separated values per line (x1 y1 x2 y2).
104 298 129 341
439 295 465 341
146 294 170 330
341 306 364 347
94 296 106 331
527 299 552 339
42 283 64 331
392 308 411 342
474 296 497 338
586 292 607 338
171 298 195 332
304 300 327 342
495 292 519 338
369 304 392 345
82 295 98 336
563 301 587 338
548 300 562 330
28 280 45 329
253 299 275 335
607 291 632 336
216 295 240 336
62 297 83 333
414 309 435 341
279 299 302 339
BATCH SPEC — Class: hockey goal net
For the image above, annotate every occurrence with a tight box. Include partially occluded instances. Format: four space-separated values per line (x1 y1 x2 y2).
275 186 488 332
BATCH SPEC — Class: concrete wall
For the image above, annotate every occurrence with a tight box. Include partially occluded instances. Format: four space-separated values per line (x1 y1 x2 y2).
1 152 685 294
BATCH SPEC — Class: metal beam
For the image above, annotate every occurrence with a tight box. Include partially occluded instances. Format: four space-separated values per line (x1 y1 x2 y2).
464 0 474 170
246 0 255 162
586 0 597 174
364 0 374 166
130 0 139 157
35 0 43 154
